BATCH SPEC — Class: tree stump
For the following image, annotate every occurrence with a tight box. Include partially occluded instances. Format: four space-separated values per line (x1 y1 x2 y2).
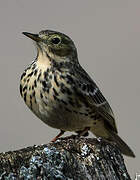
0 137 131 179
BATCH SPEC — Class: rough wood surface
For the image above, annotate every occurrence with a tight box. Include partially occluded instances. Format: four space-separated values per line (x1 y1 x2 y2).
0 137 131 180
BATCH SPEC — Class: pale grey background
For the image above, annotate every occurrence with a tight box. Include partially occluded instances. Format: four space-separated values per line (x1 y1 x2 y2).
0 0 139 178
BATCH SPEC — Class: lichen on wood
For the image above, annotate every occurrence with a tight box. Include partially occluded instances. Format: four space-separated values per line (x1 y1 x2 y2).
0 137 131 179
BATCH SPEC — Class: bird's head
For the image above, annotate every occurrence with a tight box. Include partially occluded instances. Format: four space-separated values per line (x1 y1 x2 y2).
22 30 78 65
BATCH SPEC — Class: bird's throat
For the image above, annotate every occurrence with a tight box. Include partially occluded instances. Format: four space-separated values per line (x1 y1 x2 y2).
36 51 52 70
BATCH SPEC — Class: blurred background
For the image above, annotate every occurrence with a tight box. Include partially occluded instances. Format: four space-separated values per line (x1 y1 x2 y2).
0 0 139 178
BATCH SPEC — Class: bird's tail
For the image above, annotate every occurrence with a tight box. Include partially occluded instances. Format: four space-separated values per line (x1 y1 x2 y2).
107 130 135 158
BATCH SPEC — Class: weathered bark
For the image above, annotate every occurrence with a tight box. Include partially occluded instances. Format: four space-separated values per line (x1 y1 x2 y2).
0 137 131 180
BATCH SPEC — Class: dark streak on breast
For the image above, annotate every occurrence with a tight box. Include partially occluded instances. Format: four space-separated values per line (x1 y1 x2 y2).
53 88 59 96
27 71 34 78
54 75 59 87
21 72 26 80
34 69 38 76
37 72 41 81
24 92 27 102
20 84 22 96
32 91 36 97
34 80 37 87
61 99 68 105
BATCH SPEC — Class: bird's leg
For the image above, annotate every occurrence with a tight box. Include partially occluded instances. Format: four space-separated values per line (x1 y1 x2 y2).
77 127 90 137
51 130 65 142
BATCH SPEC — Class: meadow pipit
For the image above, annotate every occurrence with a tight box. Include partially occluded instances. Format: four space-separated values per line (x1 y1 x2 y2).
20 30 135 157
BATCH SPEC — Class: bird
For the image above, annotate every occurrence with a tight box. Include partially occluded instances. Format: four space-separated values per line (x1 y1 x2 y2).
20 29 135 157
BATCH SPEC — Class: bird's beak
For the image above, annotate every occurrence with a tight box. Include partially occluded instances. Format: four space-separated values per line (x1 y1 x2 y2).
22 32 41 42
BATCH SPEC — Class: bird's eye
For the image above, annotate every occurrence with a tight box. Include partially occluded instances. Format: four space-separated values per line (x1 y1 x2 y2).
51 37 61 45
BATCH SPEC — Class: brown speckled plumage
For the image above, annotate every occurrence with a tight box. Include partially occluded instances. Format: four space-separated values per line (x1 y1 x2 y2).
20 30 135 157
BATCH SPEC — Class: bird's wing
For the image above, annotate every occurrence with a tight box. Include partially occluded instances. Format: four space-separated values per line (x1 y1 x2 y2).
72 65 118 133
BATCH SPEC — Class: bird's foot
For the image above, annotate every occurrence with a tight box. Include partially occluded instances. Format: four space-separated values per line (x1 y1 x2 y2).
51 130 65 142
51 127 90 142
76 127 90 137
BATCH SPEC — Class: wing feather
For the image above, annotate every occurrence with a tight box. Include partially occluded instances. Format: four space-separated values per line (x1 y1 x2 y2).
72 65 118 133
